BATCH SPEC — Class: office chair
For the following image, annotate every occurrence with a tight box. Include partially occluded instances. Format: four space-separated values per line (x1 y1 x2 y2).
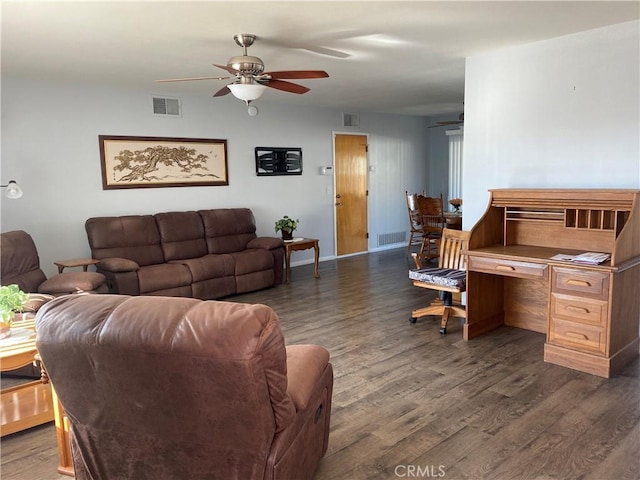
409 228 470 334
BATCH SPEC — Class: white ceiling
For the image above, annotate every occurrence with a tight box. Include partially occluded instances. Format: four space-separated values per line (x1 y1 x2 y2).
2 1 639 116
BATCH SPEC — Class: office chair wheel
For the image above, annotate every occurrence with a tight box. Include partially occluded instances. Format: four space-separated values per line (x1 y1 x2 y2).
439 327 447 335
410 317 417 324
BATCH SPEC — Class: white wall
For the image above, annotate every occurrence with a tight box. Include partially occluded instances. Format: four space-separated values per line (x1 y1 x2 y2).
0 77 431 277
463 20 640 228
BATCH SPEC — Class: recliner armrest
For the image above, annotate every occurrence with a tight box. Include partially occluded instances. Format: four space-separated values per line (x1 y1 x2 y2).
247 237 284 251
97 257 140 272
286 344 330 411
22 293 55 313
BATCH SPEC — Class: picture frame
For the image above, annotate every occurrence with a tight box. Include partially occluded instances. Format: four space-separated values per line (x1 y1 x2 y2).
99 135 228 189
255 147 303 176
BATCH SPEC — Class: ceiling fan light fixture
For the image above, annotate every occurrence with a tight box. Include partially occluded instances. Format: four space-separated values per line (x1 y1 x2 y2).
228 83 267 103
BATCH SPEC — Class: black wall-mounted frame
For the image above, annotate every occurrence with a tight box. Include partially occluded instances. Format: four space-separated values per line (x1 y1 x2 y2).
255 147 303 176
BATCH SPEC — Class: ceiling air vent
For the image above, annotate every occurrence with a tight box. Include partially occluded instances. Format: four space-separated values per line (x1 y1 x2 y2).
152 96 181 116
342 112 359 127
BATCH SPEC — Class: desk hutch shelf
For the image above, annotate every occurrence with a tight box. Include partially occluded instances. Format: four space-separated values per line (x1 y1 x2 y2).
465 189 640 378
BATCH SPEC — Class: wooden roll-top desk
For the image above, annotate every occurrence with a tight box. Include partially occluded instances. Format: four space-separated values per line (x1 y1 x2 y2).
465 189 640 377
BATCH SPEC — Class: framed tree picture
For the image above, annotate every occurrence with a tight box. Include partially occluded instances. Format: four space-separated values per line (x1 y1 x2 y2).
99 135 228 189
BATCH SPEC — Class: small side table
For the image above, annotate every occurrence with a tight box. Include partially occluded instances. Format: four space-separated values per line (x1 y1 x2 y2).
54 258 99 274
0 318 55 437
444 212 462 230
284 238 320 284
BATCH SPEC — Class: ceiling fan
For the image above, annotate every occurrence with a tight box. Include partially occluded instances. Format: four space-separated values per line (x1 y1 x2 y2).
428 113 464 128
156 34 329 114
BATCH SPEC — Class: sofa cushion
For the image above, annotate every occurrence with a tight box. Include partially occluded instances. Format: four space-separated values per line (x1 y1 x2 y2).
231 250 274 276
247 236 284 251
39 272 106 294
85 216 165 267
137 264 192 294
409 267 466 289
199 209 258 254
155 211 207 261
170 254 235 283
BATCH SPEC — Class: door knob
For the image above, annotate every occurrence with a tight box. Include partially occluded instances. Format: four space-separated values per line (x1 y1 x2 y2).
335 202 343 207
335 194 342 198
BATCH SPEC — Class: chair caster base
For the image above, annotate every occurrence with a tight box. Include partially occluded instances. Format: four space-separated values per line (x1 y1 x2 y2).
439 327 447 335
410 317 417 324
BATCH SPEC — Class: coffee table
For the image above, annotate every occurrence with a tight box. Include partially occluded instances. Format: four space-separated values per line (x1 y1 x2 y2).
0 315 54 436
284 238 320 283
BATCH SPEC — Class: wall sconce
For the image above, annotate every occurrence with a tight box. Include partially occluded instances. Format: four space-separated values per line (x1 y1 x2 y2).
1 180 24 199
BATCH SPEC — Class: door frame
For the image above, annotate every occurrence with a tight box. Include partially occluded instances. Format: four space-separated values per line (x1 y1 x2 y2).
332 131 370 257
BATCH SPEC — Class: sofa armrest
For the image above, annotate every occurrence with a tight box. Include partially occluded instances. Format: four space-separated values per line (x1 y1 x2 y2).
286 344 330 411
97 257 140 272
248 236 284 251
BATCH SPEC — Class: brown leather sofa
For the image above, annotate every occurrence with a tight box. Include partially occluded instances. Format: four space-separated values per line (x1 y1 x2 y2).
36 294 333 480
85 208 285 299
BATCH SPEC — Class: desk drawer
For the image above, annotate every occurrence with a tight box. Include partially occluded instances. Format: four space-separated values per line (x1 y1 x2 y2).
552 267 609 299
468 256 548 280
550 293 608 327
548 318 606 355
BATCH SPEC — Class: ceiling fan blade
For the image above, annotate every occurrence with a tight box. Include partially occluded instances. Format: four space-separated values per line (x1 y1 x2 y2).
264 79 310 94
213 85 231 97
428 121 463 129
302 46 350 59
213 64 241 75
264 70 329 80
156 76 229 83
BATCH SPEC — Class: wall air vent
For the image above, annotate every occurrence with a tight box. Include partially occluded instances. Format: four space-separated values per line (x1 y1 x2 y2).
152 96 181 116
377 231 407 247
342 112 360 127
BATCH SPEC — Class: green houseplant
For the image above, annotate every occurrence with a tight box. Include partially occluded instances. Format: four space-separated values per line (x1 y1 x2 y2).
0 284 29 339
275 216 299 240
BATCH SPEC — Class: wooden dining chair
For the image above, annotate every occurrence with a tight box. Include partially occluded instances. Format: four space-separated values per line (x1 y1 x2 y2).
416 194 446 261
409 228 470 334
405 191 425 254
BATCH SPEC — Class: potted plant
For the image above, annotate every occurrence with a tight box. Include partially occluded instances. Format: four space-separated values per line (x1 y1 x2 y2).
275 216 299 240
0 284 29 339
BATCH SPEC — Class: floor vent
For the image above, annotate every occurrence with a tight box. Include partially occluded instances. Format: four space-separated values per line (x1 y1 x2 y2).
377 231 407 247
152 96 181 116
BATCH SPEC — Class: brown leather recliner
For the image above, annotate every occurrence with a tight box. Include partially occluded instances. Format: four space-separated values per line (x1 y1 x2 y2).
36 294 333 480
0 230 106 295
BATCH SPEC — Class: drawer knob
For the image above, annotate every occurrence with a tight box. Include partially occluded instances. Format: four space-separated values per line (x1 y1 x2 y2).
567 279 592 287
566 331 589 340
566 305 590 314
496 265 516 271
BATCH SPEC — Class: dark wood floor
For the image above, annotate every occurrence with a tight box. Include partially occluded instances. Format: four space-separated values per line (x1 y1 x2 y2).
2 248 639 480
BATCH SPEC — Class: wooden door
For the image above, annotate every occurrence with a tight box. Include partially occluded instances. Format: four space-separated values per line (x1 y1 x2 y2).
334 134 368 256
